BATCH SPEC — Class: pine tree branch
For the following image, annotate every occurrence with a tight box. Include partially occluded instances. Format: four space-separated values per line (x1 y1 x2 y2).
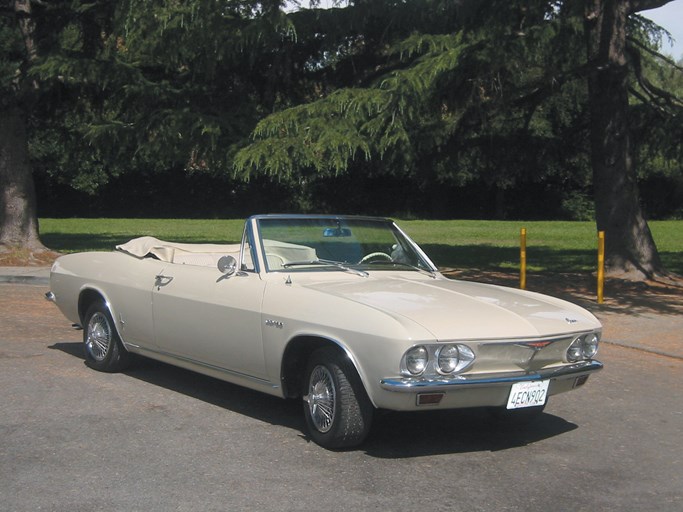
627 35 683 72
630 0 672 15
626 42 683 112
511 62 593 108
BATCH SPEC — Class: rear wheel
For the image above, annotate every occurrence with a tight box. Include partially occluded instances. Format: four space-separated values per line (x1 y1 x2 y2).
83 302 130 372
303 348 373 449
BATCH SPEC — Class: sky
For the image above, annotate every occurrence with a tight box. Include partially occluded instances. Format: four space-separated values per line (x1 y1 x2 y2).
643 1 683 60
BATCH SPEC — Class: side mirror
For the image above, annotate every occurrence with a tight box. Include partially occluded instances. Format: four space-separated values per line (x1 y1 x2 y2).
217 255 237 276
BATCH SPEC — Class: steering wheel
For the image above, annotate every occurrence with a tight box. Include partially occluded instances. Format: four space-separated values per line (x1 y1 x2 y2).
359 252 393 264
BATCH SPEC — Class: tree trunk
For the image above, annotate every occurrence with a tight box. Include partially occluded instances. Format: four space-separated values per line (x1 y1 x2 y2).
0 106 45 251
0 1 46 252
584 0 664 280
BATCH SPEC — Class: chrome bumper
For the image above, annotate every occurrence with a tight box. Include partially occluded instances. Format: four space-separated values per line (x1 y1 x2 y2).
380 360 603 392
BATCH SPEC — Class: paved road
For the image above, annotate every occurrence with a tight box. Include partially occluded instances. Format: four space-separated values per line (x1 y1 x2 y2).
1 283 682 511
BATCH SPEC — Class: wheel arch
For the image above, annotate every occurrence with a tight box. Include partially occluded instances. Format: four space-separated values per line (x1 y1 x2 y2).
78 287 106 322
280 335 372 405
77 287 125 342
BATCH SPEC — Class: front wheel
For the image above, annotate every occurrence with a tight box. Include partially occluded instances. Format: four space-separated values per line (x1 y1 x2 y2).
83 302 131 372
303 348 374 449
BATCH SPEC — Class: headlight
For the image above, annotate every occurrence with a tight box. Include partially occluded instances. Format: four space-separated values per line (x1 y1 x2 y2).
437 344 459 373
567 333 600 362
581 333 599 359
405 346 428 375
401 343 476 377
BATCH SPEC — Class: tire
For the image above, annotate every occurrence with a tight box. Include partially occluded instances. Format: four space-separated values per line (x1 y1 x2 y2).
83 301 131 372
303 348 374 449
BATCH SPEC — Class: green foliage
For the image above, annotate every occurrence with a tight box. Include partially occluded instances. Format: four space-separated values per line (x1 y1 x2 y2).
4 0 682 220
235 31 468 177
561 192 595 221
236 1 592 192
12 0 313 195
0 13 24 108
233 0 681 221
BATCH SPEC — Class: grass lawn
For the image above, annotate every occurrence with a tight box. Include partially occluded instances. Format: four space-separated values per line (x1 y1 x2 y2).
38 218 683 275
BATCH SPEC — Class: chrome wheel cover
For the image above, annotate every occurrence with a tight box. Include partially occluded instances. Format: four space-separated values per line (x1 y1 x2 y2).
85 312 111 362
306 365 336 433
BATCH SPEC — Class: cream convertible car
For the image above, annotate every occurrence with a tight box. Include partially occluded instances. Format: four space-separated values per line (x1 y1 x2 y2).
48 215 602 449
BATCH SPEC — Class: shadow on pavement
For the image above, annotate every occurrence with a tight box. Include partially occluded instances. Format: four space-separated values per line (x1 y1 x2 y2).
363 409 577 458
50 341 83 358
49 342 302 431
447 269 683 317
50 341 579 458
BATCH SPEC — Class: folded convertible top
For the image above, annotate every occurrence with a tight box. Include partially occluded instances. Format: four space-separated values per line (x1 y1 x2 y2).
116 236 238 264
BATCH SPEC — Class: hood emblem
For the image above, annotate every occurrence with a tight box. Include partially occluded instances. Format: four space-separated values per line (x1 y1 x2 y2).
565 317 578 324
515 340 553 352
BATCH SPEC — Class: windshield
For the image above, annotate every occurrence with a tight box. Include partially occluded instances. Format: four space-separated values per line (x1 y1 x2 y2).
256 217 435 273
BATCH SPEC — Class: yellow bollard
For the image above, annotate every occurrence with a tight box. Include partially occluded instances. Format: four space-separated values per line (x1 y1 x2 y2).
520 228 527 290
597 231 605 304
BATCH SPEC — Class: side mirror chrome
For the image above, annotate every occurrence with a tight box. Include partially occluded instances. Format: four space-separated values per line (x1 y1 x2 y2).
217 255 237 276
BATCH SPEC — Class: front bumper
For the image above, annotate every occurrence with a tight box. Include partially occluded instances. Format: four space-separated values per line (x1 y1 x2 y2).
380 360 603 392
372 360 603 410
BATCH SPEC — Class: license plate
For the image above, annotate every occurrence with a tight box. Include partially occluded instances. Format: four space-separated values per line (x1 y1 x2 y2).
506 380 549 409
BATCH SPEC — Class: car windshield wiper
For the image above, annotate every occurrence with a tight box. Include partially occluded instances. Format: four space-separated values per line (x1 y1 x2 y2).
282 259 369 277
365 260 437 279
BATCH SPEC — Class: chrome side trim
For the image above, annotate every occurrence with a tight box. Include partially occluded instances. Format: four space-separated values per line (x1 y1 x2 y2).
380 360 603 392
133 345 276 388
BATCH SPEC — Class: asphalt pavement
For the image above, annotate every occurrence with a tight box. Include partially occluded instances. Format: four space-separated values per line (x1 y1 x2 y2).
2 279 682 511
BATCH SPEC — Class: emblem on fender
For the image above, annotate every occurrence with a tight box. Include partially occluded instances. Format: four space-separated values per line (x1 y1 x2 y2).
265 319 284 329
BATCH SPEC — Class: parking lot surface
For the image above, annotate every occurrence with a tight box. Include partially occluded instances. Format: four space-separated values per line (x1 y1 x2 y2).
1 282 682 511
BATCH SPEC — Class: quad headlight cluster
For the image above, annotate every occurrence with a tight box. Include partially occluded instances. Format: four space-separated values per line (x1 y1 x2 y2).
401 343 476 377
566 332 600 362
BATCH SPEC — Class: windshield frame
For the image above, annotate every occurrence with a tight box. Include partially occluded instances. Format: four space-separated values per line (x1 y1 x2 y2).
251 214 438 274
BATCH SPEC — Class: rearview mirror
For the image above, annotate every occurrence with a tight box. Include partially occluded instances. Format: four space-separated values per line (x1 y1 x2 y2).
217 255 237 276
323 227 352 237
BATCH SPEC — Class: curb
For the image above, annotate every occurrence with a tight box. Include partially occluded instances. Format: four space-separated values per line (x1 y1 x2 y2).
0 266 50 286
0 275 50 285
603 340 683 361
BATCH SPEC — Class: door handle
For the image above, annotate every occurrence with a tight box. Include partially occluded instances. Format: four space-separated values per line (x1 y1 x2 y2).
155 274 174 290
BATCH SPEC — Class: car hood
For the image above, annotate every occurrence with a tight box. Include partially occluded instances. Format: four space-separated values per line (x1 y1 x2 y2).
302 275 600 340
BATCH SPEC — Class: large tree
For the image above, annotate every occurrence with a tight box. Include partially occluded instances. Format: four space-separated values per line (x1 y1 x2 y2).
1 0 303 253
584 0 678 278
1 0 44 252
236 0 682 280
1 0 124 253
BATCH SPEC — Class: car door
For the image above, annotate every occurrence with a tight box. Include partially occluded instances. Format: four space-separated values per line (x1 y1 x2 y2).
151 263 267 380
107 256 167 349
